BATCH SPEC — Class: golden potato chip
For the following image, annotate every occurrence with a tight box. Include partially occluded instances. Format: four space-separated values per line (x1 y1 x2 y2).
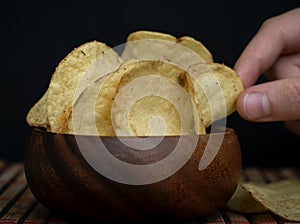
121 30 212 70
243 180 300 222
188 63 244 127
111 60 205 136
46 41 122 133
225 182 268 214
70 60 138 136
127 30 177 42
117 59 188 89
177 36 213 63
127 96 182 136
68 73 109 135
26 92 48 129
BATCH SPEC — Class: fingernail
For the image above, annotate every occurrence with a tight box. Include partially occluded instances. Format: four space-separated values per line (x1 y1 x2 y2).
244 92 271 120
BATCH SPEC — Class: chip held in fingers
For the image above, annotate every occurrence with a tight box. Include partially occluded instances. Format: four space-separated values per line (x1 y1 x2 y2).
188 63 244 128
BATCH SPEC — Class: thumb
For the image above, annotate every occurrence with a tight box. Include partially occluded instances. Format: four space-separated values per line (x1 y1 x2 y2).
236 77 300 122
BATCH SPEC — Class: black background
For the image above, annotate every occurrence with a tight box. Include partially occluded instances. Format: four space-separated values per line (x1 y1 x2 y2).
1 1 300 166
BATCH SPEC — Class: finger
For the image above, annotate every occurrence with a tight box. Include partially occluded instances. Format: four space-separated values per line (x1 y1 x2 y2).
234 7 300 88
264 52 300 81
236 77 300 122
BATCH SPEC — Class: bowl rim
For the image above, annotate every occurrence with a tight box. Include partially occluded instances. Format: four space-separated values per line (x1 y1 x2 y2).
30 126 235 137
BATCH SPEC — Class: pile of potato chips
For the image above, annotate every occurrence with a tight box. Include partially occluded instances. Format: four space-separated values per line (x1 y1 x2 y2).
26 30 244 136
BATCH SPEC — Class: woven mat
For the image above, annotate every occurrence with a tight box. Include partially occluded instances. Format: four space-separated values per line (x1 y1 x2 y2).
0 161 299 224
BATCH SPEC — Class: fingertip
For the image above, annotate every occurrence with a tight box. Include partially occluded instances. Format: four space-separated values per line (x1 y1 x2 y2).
237 78 300 122
236 91 250 121
236 89 271 121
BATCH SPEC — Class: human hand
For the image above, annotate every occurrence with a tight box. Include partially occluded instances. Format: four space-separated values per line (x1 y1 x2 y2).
234 7 300 135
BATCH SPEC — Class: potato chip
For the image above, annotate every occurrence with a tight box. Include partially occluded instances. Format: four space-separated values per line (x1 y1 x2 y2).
225 182 268 214
177 36 213 63
68 73 109 135
70 60 138 136
46 41 122 133
127 95 182 136
26 91 48 129
187 63 244 127
243 180 300 222
111 60 205 136
127 30 177 42
121 30 212 70
225 180 300 222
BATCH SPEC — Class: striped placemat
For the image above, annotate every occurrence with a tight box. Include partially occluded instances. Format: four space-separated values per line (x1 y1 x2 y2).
0 161 298 224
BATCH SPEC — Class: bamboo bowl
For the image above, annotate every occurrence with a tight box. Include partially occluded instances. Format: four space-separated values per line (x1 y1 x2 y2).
24 127 242 222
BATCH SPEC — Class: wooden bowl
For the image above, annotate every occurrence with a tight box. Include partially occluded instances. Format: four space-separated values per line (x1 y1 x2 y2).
24 128 242 222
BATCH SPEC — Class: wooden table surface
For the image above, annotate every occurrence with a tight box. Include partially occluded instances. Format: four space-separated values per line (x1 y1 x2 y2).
0 161 299 224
